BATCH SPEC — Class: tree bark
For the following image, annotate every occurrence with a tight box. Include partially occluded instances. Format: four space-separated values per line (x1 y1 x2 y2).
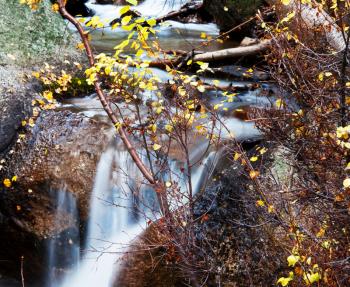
268 0 346 52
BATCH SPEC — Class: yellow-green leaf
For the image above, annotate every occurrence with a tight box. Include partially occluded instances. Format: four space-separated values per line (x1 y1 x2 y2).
126 0 138 5
153 144 161 151
287 255 300 267
343 178 350 188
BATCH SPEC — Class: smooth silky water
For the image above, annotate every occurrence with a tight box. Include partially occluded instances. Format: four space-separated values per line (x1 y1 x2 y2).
48 1 268 286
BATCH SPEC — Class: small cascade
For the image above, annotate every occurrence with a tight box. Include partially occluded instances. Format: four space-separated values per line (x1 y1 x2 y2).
59 148 153 287
86 0 189 19
47 189 80 287
57 140 218 287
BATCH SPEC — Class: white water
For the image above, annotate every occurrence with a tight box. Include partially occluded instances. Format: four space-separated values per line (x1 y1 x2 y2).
60 148 148 287
81 0 221 53
87 0 189 19
53 1 265 285
47 189 80 287
55 136 219 287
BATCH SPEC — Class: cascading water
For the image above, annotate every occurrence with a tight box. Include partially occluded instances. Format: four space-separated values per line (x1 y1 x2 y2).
52 1 266 285
59 146 158 287
53 138 219 287
47 188 80 287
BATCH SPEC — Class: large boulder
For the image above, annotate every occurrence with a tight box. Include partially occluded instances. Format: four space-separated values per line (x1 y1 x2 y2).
115 159 286 286
0 110 112 284
65 0 94 17
203 0 263 39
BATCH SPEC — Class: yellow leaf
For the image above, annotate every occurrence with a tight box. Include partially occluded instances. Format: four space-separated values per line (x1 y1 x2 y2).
268 205 274 213
120 5 130 15
51 3 59 12
249 170 260 179
318 72 324 81
165 124 173 133
32 72 40 78
250 156 258 162
197 85 206 93
234 152 241 161
126 0 137 5
303 272 321 285
121 15 132 26
153 144 161 151
287 255 300 267
275 98 285 109
345 162 350 170
3 179 11 188
256 200 265 207
277 277 293 286
11 176 17 182
343 178 350 188
281 0 291 5
259 147 267 155
277 272 294 286
147 18 157 27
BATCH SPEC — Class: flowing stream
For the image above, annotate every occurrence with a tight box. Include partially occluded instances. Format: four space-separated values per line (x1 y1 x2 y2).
46 1 271 286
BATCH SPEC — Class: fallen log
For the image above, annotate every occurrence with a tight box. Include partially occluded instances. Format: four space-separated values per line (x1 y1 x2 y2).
144 40 271 70
268 0 346 52
191 39 271 62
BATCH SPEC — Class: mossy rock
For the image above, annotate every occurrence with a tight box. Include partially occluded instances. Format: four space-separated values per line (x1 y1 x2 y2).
0 0 79 65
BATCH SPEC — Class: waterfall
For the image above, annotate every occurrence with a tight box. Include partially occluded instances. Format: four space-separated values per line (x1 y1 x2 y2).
59 148 154 287
47 189 80 287
53 139 218 287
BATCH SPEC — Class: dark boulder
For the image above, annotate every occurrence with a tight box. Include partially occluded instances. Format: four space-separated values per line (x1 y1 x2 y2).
0 110 111 285
203 0 264 39
50 0 93 17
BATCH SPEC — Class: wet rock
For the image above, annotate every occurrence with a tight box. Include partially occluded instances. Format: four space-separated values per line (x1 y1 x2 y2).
240 36 260 46
203 0 264 39
116 157 286 286
114 224 186 287
0 110 112 284
2 110 112 221
50 0 93 17
0 66 37 154
193 161 286 286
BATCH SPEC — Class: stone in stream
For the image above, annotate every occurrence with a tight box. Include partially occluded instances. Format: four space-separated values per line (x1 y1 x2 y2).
114 157 286 286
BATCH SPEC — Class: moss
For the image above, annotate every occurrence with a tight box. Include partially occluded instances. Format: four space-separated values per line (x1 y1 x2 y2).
0 0 78 65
